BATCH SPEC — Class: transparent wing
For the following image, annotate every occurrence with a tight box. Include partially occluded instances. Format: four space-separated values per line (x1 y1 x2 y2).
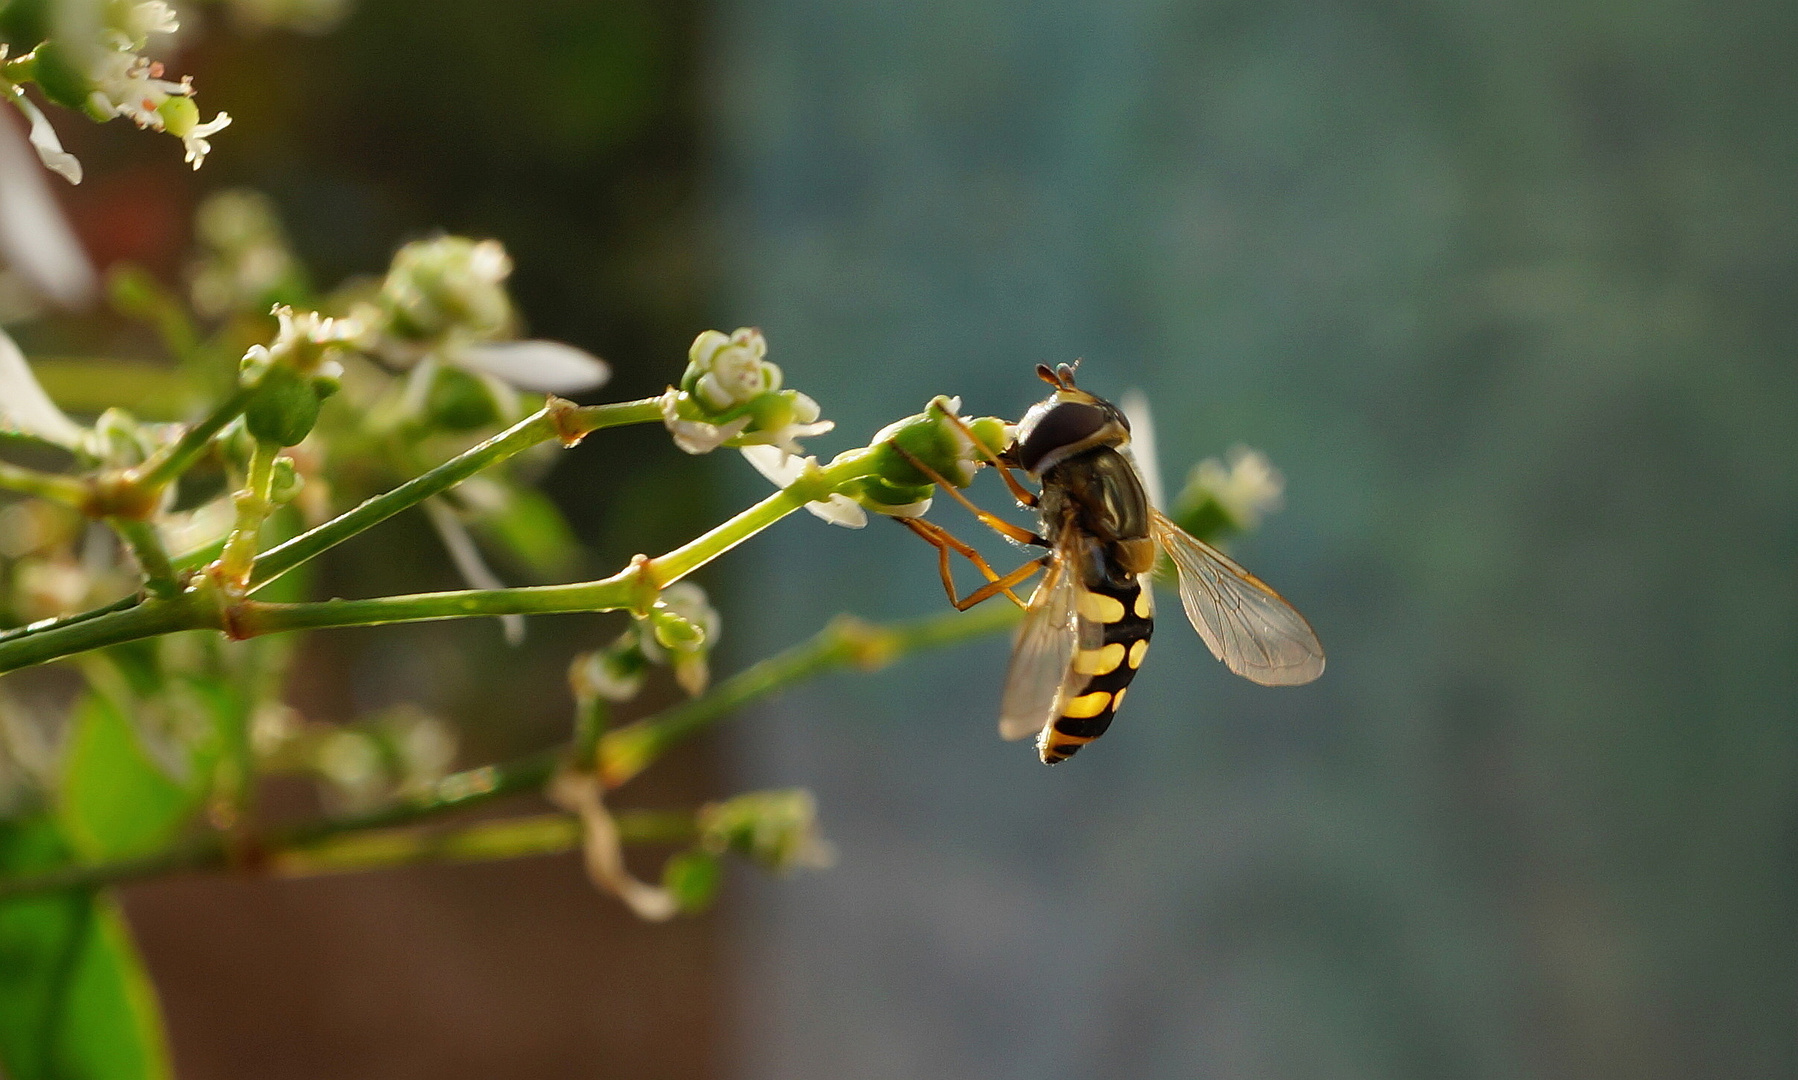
1151 509 1325 686
998 548 1101 739
1117 389 1166 511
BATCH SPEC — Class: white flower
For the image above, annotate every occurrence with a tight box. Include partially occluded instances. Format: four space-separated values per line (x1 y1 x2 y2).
105 2 181 50
1188 446 1285 529
659 387 750 455
450 340 609 395
7 93 83 185
173 108 231 170
0 101 96 311
0 327 85 448
86 53 187 127
732 389 834 456
688 328 776 411
242 305 358 379
739 444 866 528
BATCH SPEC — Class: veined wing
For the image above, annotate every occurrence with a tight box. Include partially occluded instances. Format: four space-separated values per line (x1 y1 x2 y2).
1151 509 1324 686
998 548 1101 740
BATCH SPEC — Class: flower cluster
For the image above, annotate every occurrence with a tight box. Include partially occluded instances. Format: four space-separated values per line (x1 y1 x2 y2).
1172 445 1286 537
572 581 720 701
188 189 306 318
659 328 833 456
4 1 231 181
351 236 609 398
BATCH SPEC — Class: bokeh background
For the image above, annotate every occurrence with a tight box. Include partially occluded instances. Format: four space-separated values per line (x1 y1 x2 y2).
32 0 1798 1076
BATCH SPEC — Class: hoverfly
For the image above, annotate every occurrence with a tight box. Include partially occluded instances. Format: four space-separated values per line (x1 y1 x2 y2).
895 363 1325 764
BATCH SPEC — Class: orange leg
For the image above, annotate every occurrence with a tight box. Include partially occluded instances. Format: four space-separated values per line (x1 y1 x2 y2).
890 444 1047 548
936 409 1040 509
898 517 1042 609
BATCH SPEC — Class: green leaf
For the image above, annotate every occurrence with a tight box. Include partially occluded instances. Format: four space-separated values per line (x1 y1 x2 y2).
0 816 172 1080
475 487 581 576
57 694 193 862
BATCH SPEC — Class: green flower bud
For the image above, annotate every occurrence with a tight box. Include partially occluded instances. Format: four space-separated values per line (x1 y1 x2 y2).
699 789 833 873
646 604 705 652
244 363 320 446
269 456 304 506
31 41 94 111
426 365 503 431
156 93 199 138
660 849 722 914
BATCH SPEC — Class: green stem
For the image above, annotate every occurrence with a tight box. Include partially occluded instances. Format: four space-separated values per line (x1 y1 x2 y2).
248 397 661 591
271 809 694 877
0 809 692 899
216 440 279 585
0 460 87 507
0 596 205 674
600 601 1020 785
0 603 1019 897
109 517 178 598
131 384 254 493
0 411 875 670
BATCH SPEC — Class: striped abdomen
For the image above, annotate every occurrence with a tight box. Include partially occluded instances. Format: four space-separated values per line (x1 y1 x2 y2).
1039 573 1153 764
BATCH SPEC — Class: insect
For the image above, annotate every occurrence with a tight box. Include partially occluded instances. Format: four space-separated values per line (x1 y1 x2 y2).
895 363 1325 764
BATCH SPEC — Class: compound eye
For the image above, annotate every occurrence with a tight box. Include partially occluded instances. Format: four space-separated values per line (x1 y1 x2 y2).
1014 401 1108 473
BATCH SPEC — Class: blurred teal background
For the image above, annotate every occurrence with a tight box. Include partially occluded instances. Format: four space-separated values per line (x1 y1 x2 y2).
710 3 1797 1078
46 0 1798 1076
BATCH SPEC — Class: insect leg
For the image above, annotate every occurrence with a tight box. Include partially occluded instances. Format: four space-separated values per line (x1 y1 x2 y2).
897 517 1036 609
889 443 1047 547
950 554 1049 611
935 409 1041 509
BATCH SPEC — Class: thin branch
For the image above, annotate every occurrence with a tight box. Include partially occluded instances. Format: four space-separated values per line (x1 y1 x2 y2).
247 397 663 592
0 602 1021 898
129 384 254 493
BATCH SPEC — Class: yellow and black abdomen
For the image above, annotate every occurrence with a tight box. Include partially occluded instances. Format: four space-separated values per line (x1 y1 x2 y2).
1038 572 1153 764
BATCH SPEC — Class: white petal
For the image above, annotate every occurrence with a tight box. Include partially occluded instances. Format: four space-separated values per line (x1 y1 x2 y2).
739 443 806 486
740 445 866 528
0 327 84 447
9 96 82 185
0 105 97 309
1118 388 1166 511
423 497 524 645
804 495 867 529
454 340 610 394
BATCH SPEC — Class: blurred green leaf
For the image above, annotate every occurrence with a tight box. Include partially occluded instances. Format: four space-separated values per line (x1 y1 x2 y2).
57 694 193 863
0 817 172 1080
476 488 582 577
27 361 198 423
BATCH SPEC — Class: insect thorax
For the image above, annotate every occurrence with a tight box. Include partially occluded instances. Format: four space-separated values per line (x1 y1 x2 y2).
1039 446 1156 585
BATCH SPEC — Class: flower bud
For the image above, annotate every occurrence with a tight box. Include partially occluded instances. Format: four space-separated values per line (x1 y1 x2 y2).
28 41 94 111
1172 445 1285 539
865 395 1011 493
377 237 513 344
244 363 319 446
660 849 722 914
269 456 304 506
698 788 834 873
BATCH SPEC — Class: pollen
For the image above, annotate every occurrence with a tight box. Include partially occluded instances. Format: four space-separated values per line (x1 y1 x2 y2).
1074 643 1126 675
1077 591 1126 623
1063 691 1112 719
